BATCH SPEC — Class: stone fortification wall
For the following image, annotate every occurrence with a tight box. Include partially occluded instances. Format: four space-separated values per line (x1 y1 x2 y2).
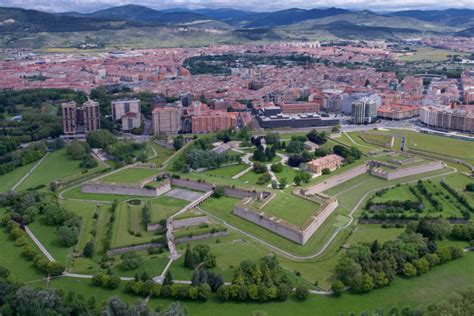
305 164 368 195
172 216 209 229
369 161 444 180
170 178 214 192
174 231 228 244
234 197 339 245
300 198 338 244
82 181 170 197
233 204 304 244
170 177 269 200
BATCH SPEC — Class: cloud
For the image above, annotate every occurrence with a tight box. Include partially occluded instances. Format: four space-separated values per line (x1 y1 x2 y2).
0 0 473 13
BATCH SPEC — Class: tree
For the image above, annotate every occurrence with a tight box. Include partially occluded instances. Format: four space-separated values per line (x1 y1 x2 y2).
158 301 188 316
65 141 87 160
295 285 309 301
13 287 64 316
119 252 143 271
286 140 304 154
83 241 94 258
294 175 302 186
331 280 344 296
466 183 474 192
321 168 331 175
102 296 128 316
57 225 79 247
86 129 116 149
271 163 283 173
306 130 327 145
184 244 195 269
163 271 173 285
403 263 417 277
173 136 184 150
47 262 65 276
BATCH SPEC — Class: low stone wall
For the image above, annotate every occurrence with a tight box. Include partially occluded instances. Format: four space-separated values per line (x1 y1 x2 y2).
174 231 228 244
369 161 444 180
106 242 162 256
82 180 171 197
304 164 368 195
170 178 214 192
172 216 209 229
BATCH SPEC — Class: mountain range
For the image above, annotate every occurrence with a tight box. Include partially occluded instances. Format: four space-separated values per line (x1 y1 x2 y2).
0 5 473 47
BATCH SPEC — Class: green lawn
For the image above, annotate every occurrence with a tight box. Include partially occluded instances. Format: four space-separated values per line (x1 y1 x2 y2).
61 200 100 252
274 165 299 184
111 202 158 248
28 220 73 267
0 209 45 283
101 167 158 184
149 196 188 224
147 142 175 167
0 161 36 193
17 149 86 191
40 252 474 316
372 184 418 203
203 164 248 178
63 186 151 202
261 191 320 226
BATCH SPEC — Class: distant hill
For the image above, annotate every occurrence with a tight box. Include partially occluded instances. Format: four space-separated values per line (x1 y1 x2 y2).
163 8 255 21
317 21 422 40
0 7 140 33
456 27 474 37
242 7 350 28
390 9 474 28
62 4 213 25
298 10 454 33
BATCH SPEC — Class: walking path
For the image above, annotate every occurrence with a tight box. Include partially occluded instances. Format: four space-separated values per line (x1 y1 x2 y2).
11 152 50 191
24 226 56 262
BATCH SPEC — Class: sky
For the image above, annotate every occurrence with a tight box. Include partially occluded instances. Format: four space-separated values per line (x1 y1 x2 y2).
0 0 473 13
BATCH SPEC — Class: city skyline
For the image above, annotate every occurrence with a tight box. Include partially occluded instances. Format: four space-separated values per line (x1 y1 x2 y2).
1 0 474 13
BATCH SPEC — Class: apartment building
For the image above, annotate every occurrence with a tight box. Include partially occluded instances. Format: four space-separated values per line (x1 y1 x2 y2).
111 99 141 131
61 100 100 140
152 106 181 135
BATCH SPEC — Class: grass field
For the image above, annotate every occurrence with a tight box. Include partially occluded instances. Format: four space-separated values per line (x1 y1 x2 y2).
149 196 188 224
28 220 73 266
101 167 158 184
39 252 474 316
0 209 45 283
203 164 248 178
147 143 175 167
0 161 36 193
261 192 320 226
398 46 464 62
17 149 85 191
61 200 99 252
63 186 152 202
111 202 158 248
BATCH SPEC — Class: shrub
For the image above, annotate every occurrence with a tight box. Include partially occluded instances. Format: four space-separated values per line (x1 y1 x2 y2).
294 286 309 301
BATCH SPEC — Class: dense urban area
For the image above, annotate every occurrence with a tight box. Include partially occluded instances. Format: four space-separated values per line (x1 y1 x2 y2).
0 3 474 316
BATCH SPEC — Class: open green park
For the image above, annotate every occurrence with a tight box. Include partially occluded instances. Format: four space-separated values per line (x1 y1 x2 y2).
1 130 474 315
